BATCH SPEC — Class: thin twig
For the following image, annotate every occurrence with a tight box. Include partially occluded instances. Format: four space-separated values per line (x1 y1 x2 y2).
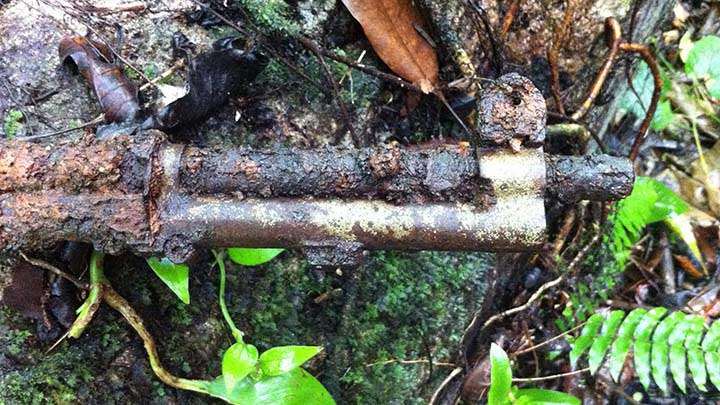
547 111 608 153
570 18 622 121
19 251 89 290
512 322 585 356
365 358 456 368
429 367 463 405
298 37 423 93
512 367 589 382
466 0 503 77
304 39 360 146
622 42 661 161
481 275 564 331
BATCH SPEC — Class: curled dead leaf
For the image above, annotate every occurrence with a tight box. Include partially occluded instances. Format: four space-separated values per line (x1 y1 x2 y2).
341 0 439 93
59 36 140 123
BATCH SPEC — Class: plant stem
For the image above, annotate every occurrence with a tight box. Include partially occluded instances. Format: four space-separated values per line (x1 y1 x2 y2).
212 249 244 343
103 287 211 394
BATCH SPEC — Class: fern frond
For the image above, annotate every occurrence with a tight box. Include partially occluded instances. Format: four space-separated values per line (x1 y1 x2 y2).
570 308 718 395
611 177 688 267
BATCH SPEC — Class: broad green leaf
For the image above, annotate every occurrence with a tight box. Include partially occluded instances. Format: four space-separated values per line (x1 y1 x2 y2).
685 36 720 80
227 248 284 266
513 388 580 405
259 346 322 377
489 343 512 405
618 62 672 126
147 257 190 304
222 343 259 391
669 343 687 393
651 99 675 131
570 313 604 367
685 36 720 99
651 311 685 394
207 368 335 405
706 352 720 391
688 347 707 391
608 308 647 382
703 321 720 352
707 77 720 99
588 311 625 374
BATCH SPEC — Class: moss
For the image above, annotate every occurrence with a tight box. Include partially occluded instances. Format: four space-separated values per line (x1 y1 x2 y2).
225 250 493 403
3 109 23 139
0 308 96 404
236 0 300 35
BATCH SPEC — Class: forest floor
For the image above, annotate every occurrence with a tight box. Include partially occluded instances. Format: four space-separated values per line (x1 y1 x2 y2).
0 0 719 403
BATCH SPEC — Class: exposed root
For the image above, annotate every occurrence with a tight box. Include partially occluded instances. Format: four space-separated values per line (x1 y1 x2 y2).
570 18 622 121
622 42 661 161
63 251 211 395
547 0 577 115
500 0 522 38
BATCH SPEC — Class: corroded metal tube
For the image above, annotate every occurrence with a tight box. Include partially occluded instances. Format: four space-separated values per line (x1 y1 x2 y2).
0 133 633 265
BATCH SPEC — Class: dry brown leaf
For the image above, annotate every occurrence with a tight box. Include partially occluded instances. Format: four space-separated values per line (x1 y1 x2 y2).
691 140 720 218
341 0 439 93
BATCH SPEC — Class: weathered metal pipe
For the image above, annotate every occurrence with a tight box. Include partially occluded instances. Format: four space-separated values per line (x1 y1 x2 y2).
0 73 636 267
0 134 631 264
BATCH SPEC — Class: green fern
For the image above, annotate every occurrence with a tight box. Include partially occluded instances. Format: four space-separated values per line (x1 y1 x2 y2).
558 177 689 329
610 176 688 267
570 308 720 394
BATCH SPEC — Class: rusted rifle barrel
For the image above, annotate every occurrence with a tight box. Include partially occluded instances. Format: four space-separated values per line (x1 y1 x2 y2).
0 133 633 266
0 133 631 202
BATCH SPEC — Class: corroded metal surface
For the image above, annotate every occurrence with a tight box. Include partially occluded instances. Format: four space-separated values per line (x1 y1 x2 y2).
0 74 635 266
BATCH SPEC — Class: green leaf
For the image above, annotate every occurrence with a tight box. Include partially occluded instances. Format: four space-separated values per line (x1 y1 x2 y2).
665 213 705 273
613 178 689 269
588 310 625 374
608 308 647 382
227 248 284 266
222 342 259 391
146 257 190 304
651 311 685 394
685 36 720 99
688 347 707 391
633 307 667 389
651 100 675 131
669 342 687 393
259 346 322 377
513 389 580 405
685 36 720 80
706 352 720 391
570 313 604 367
489 343 512 405
685 316 707 391
207 368 335 405
702 320 720 352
